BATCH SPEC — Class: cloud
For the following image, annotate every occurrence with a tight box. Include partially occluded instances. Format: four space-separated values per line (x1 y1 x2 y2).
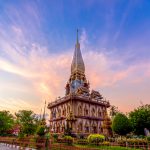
0 1 149 114
1 31 150 113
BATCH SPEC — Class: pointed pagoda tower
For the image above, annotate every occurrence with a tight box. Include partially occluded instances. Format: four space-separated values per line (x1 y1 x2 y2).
48 30 110 136
65 29 89 96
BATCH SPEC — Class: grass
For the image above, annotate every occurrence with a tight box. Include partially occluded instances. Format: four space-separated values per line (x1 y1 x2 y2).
50 143 142 150
74 144 142 150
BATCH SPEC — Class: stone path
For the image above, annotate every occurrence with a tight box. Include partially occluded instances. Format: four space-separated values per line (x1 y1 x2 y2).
0 143 36 150
0 143 17 150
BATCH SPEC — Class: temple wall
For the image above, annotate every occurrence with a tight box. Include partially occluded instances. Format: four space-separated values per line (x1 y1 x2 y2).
49 99 107 135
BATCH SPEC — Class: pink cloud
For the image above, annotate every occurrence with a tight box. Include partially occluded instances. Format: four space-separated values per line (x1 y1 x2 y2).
0 27 150 114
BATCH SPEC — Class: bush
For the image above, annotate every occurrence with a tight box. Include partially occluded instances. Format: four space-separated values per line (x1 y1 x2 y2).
77 139 88 145
87 134 105 145
36 125 45 137
102 141 110 146
78 133 85 139
117 138 148 147
18 132 25 139
127 138 147 145
147 136 150 142
53 134 58 142
64 136 73 145
117 139 126 146
29 138 36 148
57 138 65 143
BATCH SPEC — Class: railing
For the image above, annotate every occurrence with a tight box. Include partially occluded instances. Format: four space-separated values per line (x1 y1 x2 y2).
48 94 110 107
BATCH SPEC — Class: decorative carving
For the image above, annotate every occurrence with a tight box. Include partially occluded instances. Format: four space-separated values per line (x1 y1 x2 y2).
102 112 112 136
91 90 103 99
65 82 70 95
76 86 89 96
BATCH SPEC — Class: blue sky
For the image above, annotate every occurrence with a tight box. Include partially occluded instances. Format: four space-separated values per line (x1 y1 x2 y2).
0 0 150 114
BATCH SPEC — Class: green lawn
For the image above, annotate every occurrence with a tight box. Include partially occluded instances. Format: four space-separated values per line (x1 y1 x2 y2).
74 144 142 150
51 143 142 150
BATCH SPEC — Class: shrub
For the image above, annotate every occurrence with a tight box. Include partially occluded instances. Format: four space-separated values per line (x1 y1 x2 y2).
127 138 147 145
57 138 64 143
18 132 25 139
53 133 58 142
117 139 126 146
78 133 85 139
63 136 73 145
77 139 88 145
45 132 50 139
147 136 150 142
108 137 115 142
102 141 110 146
117 138 148 147
36 125 45 137
87 134 105 145
29 138 36 148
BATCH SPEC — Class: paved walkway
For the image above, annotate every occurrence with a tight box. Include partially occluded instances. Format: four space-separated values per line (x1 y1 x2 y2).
0 143 36 150
0 143 17 150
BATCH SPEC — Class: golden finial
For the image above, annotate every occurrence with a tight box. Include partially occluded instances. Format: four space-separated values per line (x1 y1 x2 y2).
77 29 79 44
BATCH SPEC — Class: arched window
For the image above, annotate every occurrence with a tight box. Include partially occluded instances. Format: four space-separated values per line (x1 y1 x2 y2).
91 108 95 117
78 105 82 116
67 105 70 113
92 122 97 133
57 123 60 133
62 107 66 116
62 123 65 132
58 108 61 117
78 122 83 132
53 109 56 118
98 109 101 117
84 106 88 116
84 122 89 133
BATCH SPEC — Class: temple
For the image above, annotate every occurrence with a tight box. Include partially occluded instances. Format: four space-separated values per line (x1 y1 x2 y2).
47 30 111 136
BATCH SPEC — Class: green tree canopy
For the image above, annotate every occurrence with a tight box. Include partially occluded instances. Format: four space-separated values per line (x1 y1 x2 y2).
15 110 38 136
36 125 46 137
129 104 150 135
109 105 119 118
0 110 14 135
112 113 131 136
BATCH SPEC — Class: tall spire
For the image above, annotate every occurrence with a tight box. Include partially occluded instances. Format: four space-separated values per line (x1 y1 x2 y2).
77 29 79 44
71 29 85 74
42 100 46 120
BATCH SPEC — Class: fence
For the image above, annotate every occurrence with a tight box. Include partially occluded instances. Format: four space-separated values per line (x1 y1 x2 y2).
49 142 150 150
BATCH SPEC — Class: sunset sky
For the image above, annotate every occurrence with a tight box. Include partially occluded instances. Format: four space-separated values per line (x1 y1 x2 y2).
0 0 150 115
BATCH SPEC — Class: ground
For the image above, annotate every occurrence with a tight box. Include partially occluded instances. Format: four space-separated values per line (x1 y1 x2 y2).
0 143 35 150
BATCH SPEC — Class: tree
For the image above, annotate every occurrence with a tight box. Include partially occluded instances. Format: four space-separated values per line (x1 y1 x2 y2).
129 104 150 135
0 111 14 135
109 105 119 118
15 110 38 136
112 113 131 136
36 125 46 137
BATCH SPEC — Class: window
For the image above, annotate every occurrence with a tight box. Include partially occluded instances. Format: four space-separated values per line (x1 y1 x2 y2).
62 107 66 116
78 123 83 132
85 126 89 133
92 108 95 117
98 109 101 117
78 105 82 116
84 106 88 116
58 109 61 117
